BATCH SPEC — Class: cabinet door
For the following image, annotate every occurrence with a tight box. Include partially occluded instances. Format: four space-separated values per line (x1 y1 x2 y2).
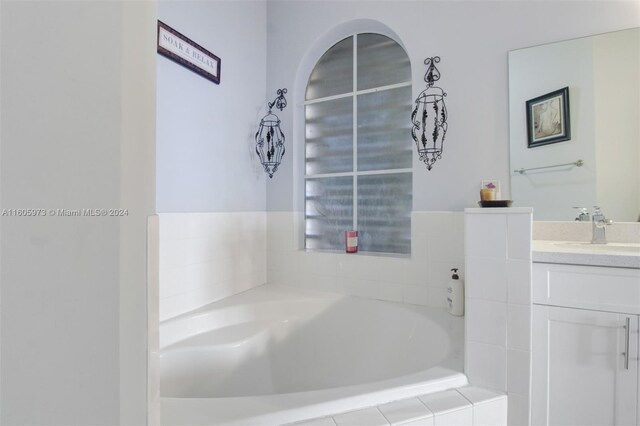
532 305 638 426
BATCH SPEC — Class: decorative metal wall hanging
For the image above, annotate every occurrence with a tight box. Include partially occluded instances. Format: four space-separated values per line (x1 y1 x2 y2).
255 88 287 178
411 57 448 170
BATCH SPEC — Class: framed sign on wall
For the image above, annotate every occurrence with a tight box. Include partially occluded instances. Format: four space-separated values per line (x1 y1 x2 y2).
157 20 221 84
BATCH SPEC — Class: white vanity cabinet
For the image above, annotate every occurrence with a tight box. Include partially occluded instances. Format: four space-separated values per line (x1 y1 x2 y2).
532 305 638 425
532 262 640 426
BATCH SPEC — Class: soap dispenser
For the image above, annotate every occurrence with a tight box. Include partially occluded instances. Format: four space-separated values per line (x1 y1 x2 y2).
446 268 464 316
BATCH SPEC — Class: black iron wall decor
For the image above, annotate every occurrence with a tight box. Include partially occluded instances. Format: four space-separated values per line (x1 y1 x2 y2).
411 57 448 170
255 88 288 178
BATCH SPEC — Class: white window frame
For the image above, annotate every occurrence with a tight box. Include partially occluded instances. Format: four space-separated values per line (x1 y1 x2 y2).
303 33 412 255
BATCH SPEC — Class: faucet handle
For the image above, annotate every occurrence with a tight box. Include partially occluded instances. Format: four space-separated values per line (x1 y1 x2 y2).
595 218 614 229
592 206 613 227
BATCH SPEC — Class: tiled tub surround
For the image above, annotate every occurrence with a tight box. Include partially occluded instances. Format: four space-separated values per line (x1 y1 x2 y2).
160 285 467 425
156 210 511 425
266 211 465 307
158 212 267 321
295 386 507 426
464 208 533 426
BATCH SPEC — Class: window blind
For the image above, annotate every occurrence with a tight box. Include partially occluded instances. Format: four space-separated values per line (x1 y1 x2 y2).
304 33 412 254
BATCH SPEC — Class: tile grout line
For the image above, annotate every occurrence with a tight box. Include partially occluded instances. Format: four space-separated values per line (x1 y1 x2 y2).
455 389 476 426
374 406 392 425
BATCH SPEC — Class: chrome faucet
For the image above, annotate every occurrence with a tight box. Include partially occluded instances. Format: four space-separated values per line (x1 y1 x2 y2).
591 206 613 244
573 207 590 222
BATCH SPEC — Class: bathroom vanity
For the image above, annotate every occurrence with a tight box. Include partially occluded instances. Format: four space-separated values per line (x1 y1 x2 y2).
531 233 640 426
506 22 640 426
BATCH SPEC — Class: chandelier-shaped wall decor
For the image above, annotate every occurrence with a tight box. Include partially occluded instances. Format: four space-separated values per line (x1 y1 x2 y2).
255 88 287 178
411 57 448 170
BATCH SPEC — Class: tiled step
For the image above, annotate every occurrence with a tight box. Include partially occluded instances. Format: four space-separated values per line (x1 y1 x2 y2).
292 386 507 426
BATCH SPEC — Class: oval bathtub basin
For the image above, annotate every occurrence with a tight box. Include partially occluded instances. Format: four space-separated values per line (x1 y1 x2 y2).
160 285 465 425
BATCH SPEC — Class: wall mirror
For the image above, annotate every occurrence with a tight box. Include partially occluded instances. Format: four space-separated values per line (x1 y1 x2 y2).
508 27 639 222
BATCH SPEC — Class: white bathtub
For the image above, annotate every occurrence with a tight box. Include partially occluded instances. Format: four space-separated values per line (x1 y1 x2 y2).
160 285 466 425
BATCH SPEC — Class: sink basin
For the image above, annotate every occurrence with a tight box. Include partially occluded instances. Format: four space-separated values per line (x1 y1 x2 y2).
554 242 640 255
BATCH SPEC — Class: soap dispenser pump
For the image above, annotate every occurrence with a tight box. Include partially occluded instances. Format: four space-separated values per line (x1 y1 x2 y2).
446 268 464 316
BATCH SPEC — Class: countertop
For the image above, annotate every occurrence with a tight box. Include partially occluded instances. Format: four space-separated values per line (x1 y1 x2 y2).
533 240 640 269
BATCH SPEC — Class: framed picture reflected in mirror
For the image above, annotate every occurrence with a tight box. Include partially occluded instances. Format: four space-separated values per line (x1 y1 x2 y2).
526 87 570 148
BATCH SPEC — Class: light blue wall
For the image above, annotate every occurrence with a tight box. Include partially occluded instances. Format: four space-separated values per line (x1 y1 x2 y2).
156 1 640 214
265 0 640 212
157 1 267 212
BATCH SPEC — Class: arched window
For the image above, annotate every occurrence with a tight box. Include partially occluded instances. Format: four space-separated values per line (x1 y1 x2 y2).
304 33 412 254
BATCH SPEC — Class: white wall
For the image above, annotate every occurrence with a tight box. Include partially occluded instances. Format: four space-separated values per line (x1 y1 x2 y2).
0 1 156 424
155 0 269 352
157 0 268 213
593 29 640 222
119 3 158 423
265 0 640 213
509 37 597 220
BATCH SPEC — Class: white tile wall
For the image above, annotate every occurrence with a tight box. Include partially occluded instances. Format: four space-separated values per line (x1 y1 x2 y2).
465 341 507 391
465 214 507 258
471 398 508 426
455 386 508 426
294 386 506 426
419 390 471 415
465 257 507 302
464 208 532 426
507 215 533 260
507 260 532 305
507 349 530 396
378 398 434 425
506 393 529 426
266 211 464 308
432 408 473 426
333 407 389 426
465 299 507 346
296 417 337 426
507 304 531 352
158 212 267 321
401 419 435 426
